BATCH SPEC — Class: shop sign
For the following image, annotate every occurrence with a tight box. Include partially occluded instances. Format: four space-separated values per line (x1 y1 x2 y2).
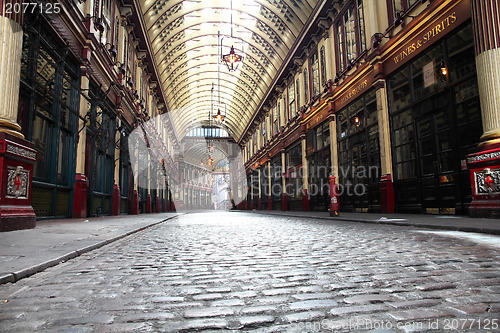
384 0 470 74
423 61 436 87
283 127 302 148
335 67 375 111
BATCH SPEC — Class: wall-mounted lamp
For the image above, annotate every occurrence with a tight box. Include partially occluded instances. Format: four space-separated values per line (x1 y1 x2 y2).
352 116 362 127
346 60 353 71
371 33 390 49
394 11 416 27
107 44 117 58
119 64 126 75
437 59 448 81
95 18 105 33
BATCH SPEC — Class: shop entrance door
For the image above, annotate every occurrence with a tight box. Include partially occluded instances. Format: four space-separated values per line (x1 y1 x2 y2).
416 106 457 213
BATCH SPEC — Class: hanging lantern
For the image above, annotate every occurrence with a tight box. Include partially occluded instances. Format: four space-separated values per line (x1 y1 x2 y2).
222 45 243 72
213 109 225 124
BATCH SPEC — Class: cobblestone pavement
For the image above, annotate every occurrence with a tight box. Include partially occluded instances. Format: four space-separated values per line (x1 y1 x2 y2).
1 212 499 332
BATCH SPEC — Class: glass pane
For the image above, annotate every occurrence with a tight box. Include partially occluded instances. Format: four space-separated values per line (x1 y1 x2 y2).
33 116 50 179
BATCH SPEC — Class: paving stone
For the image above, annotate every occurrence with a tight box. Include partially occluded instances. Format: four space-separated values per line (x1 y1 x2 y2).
183 307 234 318
229 290 258 298
291 292 333 300
239 315 276 327
387 299 440 309
172 318 229 331
343 294 393 304
114 312 176 323
415 282 456 291
387 308 453 321
288 299 338 311
282 310 325 323
192 293 224 301
210 298 245 307
240 305 278 315
329 304 390 316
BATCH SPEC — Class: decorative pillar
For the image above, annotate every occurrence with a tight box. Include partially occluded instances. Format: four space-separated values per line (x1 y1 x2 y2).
257 168 262 210
249 172 254 210
112 120 121 216
267 161 272 210
132 134 139 214
281 149 287 211
0 8 37 231
73 73 89 218
375 80 395 213
328 109 339 214
301 134 309 211
467 0 500 218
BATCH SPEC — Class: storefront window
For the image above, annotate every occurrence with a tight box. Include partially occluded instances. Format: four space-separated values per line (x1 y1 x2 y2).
20 12 80 217
337 89 380 210
286 142 303 201
388 23 481 213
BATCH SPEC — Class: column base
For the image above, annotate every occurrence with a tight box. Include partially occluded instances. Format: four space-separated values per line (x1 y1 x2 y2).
0 206 36 232
302 190 309 212
282 194 288 211
163 198 167 212
73 174 88 218
380 174 395 213
112 185 120 216
147 194 152 213
156 197 160 213
132 190 139 215
0 133 37 231
467 143 500 218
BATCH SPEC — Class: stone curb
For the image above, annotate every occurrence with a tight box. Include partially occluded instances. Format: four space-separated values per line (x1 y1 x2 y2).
0 214 182 286
247 211 500 236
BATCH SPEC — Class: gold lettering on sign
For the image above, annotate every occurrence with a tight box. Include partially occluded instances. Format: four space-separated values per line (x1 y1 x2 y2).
341 80 368 104
394 12 457 64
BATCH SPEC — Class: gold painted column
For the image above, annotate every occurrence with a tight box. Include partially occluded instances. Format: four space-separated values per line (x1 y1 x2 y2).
467 0 500 218
281 149 287 211
73 73 89 218
329 112 338 180
112 120 121 215
301 135 309 211
267 161 272 210
375 80 395 213
0 5 37 231
472 0 500 145
257 168 262 210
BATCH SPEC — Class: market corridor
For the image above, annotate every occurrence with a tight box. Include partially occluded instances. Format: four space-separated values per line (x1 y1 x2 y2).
0 212 499 332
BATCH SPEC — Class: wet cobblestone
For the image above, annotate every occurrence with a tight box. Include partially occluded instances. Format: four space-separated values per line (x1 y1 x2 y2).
1 212 500 332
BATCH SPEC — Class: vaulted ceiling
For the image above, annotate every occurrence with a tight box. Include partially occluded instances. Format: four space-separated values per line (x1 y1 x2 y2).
137 0 321 142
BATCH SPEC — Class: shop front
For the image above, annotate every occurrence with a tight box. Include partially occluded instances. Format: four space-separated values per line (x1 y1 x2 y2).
386 22 480 214
336 89 381 212
306 116 331 212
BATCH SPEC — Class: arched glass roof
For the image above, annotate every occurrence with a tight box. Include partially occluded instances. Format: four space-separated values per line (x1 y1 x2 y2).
139 0 320 141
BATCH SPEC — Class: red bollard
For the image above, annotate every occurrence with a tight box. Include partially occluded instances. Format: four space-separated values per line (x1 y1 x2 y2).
329 175 339 216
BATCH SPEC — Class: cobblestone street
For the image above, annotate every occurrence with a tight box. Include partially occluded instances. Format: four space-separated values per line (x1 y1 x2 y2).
1 212 499 332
